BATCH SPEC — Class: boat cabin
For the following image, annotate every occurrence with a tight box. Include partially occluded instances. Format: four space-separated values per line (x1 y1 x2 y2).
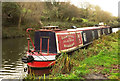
27 26 112 55
34 30 57 54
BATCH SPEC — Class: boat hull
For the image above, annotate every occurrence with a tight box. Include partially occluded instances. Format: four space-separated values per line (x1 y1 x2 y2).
28 66 52 76
27 60 56 75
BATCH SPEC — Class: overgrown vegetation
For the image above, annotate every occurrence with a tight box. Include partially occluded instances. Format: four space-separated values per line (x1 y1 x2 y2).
24 31 119 80
2 1 120 38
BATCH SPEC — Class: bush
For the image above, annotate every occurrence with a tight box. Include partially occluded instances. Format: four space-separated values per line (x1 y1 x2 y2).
2 2 21 27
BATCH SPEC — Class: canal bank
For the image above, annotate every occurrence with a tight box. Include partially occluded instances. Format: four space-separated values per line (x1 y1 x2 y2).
2 27 26 39
2 25 120 39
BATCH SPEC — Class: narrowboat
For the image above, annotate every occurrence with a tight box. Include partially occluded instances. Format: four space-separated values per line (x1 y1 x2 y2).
22 25 112 75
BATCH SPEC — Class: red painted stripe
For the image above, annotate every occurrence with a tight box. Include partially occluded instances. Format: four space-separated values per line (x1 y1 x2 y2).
27 61 55 68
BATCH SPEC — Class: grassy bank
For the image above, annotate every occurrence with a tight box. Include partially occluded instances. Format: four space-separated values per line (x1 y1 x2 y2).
2 21 97 39
49 31 119 79
42 21 97 29
2 27 26 39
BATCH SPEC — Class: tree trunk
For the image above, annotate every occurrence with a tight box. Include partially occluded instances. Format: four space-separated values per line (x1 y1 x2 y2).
38 20 43 28
18 14 22 29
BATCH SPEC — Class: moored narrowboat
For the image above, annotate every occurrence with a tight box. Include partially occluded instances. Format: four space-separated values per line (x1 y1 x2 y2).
22 25 112 75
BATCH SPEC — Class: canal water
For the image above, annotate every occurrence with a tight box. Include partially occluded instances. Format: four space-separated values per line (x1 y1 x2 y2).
112 27 120 33
0 37 28 79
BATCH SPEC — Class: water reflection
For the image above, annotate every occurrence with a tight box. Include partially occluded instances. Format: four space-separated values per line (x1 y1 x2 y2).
1 37 28 79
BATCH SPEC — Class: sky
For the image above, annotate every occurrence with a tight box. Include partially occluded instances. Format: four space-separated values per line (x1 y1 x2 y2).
70 0 119 17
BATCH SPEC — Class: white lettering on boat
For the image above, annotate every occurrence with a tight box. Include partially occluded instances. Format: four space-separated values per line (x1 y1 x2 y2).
64 42 75 48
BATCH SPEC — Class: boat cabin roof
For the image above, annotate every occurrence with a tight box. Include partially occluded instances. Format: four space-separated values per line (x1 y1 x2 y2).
41 26 59 29
67 26 110 31
35 25 110 33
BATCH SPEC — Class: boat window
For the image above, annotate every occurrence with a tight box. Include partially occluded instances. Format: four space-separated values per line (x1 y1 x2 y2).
92 31 95 39
83 33 87 42
98 30 101 37
40 37 49 53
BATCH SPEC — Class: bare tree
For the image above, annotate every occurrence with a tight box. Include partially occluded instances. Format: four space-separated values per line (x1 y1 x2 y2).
17 2 45 29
